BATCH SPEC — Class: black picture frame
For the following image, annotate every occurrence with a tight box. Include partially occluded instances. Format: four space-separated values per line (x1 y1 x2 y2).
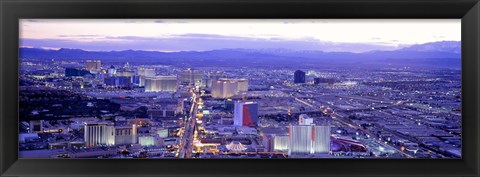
1 0 479 176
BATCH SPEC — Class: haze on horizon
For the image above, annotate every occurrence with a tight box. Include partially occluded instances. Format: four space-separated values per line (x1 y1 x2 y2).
20 19 460 53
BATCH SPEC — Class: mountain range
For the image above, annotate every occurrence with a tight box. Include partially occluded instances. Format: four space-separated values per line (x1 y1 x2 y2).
20 41 461 68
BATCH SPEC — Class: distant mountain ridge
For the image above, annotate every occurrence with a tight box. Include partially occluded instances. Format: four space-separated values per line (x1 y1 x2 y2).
399 41 460 54
20 41 461 68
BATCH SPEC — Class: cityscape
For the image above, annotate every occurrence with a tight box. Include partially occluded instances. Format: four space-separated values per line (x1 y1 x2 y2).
18 19 461 158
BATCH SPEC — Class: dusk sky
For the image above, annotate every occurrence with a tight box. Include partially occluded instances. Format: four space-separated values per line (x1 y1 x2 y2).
20 19 460 53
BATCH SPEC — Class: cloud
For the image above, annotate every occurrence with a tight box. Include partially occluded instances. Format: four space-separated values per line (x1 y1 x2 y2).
20 34 411 53
58 34 102 38
169 33 258 41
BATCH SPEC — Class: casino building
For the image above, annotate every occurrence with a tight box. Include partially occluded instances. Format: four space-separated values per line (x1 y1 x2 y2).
85 60 101 71
288 124 331 155
114 124 138 145
211 78 249 98
179 68 204 86
273 135 289 151
84 122 115 147
137 67 156 86
104 76 132 88
233 101 258 126
144 76 177 92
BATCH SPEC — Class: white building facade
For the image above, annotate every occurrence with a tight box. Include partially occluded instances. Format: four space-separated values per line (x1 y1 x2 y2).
288 125 331 155
144 76 177 92
84 122 115 147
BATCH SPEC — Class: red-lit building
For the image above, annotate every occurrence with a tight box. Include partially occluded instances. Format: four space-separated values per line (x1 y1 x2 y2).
233 101 258 126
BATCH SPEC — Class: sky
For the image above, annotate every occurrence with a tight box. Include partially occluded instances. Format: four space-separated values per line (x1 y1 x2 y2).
19 19 461 53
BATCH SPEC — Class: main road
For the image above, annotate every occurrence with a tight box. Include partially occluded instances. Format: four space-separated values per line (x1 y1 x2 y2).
178 90 199 158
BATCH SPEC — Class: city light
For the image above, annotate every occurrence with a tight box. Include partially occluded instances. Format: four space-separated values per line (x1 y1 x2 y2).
18 19 461 159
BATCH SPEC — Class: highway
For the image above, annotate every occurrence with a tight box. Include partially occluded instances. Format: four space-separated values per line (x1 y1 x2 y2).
330 112 414 158
294 97 414 158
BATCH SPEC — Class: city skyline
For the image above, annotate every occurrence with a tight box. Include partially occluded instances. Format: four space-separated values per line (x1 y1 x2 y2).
20 19 460 53
18 19 461 159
